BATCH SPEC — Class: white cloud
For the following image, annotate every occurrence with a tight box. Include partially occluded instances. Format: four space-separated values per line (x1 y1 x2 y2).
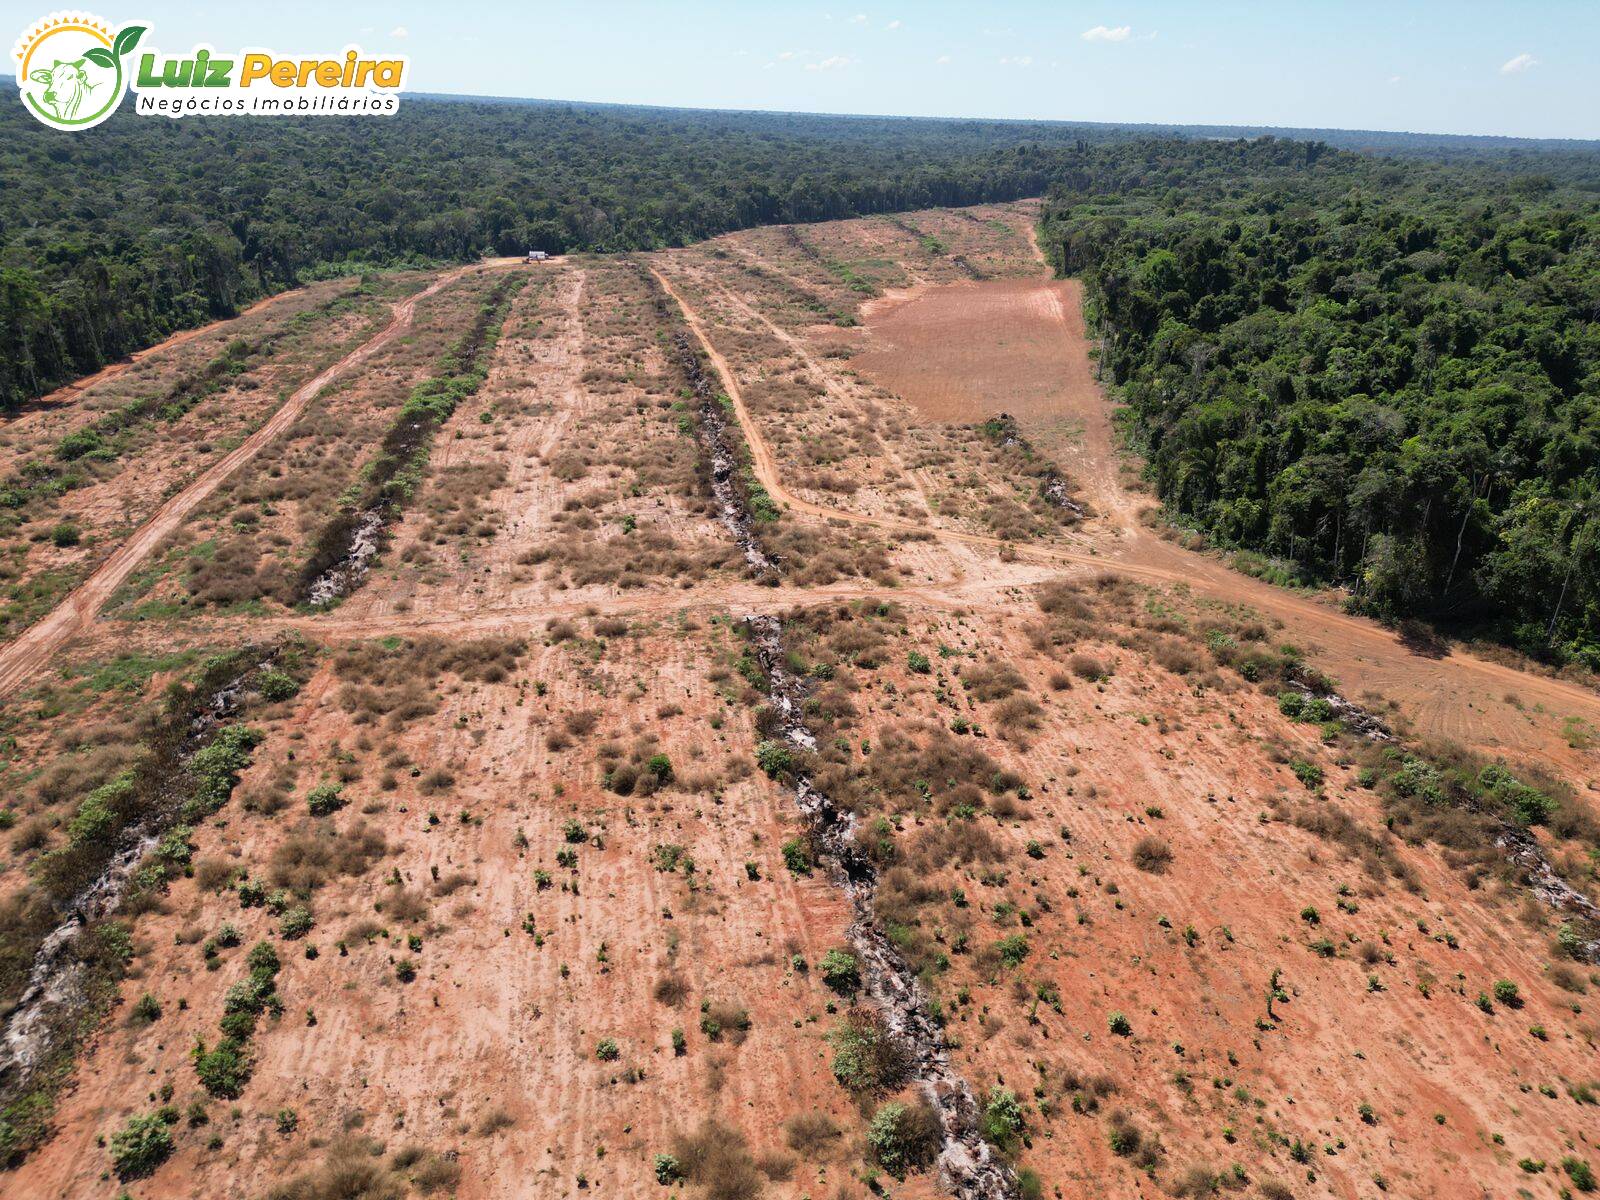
886 19 901 30
998 54 1034 67
778 49 798 60
806 54 853 71
389 25 408 38
1081 24 1132 43
1499 52 1538 74
935 54 951 64
849 12 868 23
1388 74 1402 85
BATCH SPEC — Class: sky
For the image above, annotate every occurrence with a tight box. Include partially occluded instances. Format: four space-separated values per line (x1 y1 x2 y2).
45 1 1600 139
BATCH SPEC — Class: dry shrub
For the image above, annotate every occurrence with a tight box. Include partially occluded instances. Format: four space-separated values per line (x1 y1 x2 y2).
653 974 690 1006
474 1106 515 1136
262 1138 404 1200
755 1151 795 1181
565 710 600 737
782 1112 841 1158
269 822 387 891
1069 653 1108 682
1131 836 1172 874
961 659 1025 702
193 857 235 891
1172 1165 1219 1197
992 694 1043 735
1153 639 1201 676
418 768 455 795
384 887 430 924
433 871 475 896
1280 797 1411 885
671 1121 764 1200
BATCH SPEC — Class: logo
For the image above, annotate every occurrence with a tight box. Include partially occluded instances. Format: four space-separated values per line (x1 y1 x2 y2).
13 12 408 129
13 11 145 129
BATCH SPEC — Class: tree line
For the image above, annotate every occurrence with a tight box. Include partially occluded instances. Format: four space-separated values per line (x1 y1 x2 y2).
0 97 1110 409
1040 138 1600 667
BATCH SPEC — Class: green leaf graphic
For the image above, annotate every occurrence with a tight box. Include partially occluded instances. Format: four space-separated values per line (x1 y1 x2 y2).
84 47 115 68
113 25 146 59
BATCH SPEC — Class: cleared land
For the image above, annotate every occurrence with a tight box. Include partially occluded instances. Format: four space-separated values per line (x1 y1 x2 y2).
0 205 1596 1200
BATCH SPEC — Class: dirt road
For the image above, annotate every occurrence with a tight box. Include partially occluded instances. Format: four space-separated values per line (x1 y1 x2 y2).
0 265 491 698
653 264 1600 785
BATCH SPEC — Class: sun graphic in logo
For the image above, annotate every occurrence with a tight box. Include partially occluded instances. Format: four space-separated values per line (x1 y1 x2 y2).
12 11 146 130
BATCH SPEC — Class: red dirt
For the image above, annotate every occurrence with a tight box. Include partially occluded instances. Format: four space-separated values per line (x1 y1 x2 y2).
0 265 503 698
5 205 1598 1200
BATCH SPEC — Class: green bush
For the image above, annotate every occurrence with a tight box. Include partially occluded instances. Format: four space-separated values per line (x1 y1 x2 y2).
1290 759 1324 788
1492 979 1521 1007
257 670 300 702
279 906 314 940
867 1101 941 1177
781 838 813 875
306 783 345 817
995 933 1030 967
653 1153 682 1184
109 1112 173 1179
828 1011 906 1095
193 1037 251 1099
818 948 860 994
756 739 793 778
1108 1011 1132 1036
596 1038 620 1061
1565 1157 1597 1193
981 1087 1024 1151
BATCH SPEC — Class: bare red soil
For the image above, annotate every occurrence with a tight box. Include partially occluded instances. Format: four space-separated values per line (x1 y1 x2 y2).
2 205 1596 1200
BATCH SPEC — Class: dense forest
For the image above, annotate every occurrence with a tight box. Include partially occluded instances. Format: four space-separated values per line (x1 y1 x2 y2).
1040 140 1600 667
6 90 1597 412
0 98 1108 408
4 91 1598 661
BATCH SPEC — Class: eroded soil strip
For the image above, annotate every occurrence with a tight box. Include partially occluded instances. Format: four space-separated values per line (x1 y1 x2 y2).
652 275 1015 1197
665 326 777 577
0 648 278 1162
302 273 525 605
743 616 1016 1199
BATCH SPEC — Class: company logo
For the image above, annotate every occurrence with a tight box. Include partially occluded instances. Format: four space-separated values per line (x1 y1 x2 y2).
13 12 145 129
13 12 409 129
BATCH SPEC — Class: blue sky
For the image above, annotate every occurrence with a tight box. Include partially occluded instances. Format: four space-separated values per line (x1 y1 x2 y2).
73 2 1600 138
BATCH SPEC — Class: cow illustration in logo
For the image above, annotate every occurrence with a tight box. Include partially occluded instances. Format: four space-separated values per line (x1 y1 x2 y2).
13 12 146 130
32 56 98 119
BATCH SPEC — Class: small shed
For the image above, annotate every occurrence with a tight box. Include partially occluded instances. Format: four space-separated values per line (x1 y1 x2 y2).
524 250 549 262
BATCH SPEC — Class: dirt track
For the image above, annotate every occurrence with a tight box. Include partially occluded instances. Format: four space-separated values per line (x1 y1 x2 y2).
6 209 1600 1200
3 243 1595 787
0 264 492 698
652 264 1600 787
